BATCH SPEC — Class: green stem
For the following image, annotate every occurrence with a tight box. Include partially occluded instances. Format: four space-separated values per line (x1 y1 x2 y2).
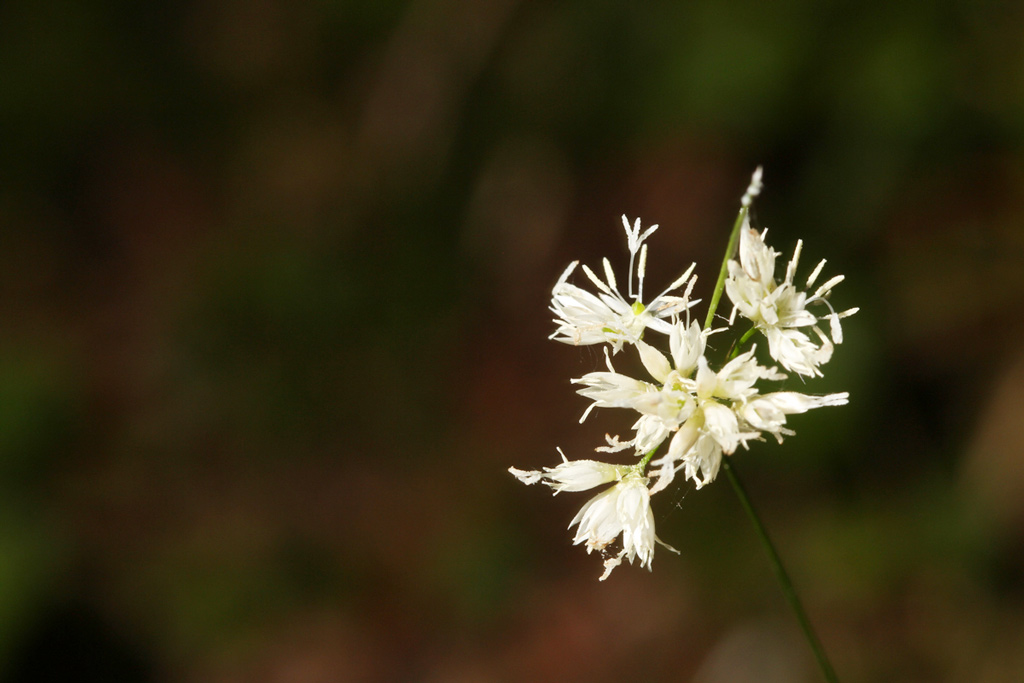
729 326 758 359
703 206 747 331
637 443 662 472
721 458 839 683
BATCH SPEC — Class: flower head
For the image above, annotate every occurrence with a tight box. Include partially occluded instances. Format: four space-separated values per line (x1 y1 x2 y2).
725 222 858 376
511 167 856 580
510 453 678 580
549 216 698 353
568 469 676 580
509 449 630 493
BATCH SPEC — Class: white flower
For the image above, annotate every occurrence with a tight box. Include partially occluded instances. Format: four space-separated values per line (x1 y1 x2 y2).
511 454 678 580
696 347 786 407
666 352 775 483
512 168 858 580
648 420 700 494
572 328 782 482
568 470 676 580
549 216 698 353
738 391 849 443
570 348 659 423
680 433 723 489
572 319 708 426
578 333 847 493
669 319 707 377
509 449 631 493
634 342 783 480
725 222 858 376
645 347 851 488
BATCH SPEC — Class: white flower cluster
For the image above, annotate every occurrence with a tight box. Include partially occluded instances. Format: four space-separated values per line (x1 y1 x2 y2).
511 169 858 580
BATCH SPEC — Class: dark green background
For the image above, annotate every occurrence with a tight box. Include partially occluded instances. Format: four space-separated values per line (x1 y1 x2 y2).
2 1 1023 681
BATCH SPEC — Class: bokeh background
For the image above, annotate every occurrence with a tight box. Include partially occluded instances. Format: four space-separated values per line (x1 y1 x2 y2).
2 1 1024 681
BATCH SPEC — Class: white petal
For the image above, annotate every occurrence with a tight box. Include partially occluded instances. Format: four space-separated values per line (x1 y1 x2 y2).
763 391 849 413
829 313 843 343
813 274 844 299
670 320 705 376
509 467 543 485
806 258 826 289
636 339 672 384
702 402 741 454
695 355 718 398
582 264 614 296
784 239 803 285
543 458 627 493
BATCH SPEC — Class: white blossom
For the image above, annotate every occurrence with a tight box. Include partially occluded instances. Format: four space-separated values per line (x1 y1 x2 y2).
725 222 858 376
739 391 849 443
511 167 856 579
568 470 676 580
658 351 776 485
574 336 843 491
509 449 630 494
570 348 659 423
549 216 699 353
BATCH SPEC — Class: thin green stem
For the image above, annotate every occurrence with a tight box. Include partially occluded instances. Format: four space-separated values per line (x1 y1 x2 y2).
729 326 758 359
637 443 662 472
721 458 839 683
703 206 747 331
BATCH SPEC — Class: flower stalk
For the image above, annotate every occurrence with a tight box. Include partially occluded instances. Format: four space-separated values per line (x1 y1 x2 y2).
702 171 839 681
704 205 748 330
722 458 839 683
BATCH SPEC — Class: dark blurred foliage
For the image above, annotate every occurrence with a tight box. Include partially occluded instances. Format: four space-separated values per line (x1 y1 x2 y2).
2 0 1024 681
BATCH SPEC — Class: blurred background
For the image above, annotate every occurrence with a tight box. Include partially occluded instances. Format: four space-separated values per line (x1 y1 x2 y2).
2 0 1024 681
